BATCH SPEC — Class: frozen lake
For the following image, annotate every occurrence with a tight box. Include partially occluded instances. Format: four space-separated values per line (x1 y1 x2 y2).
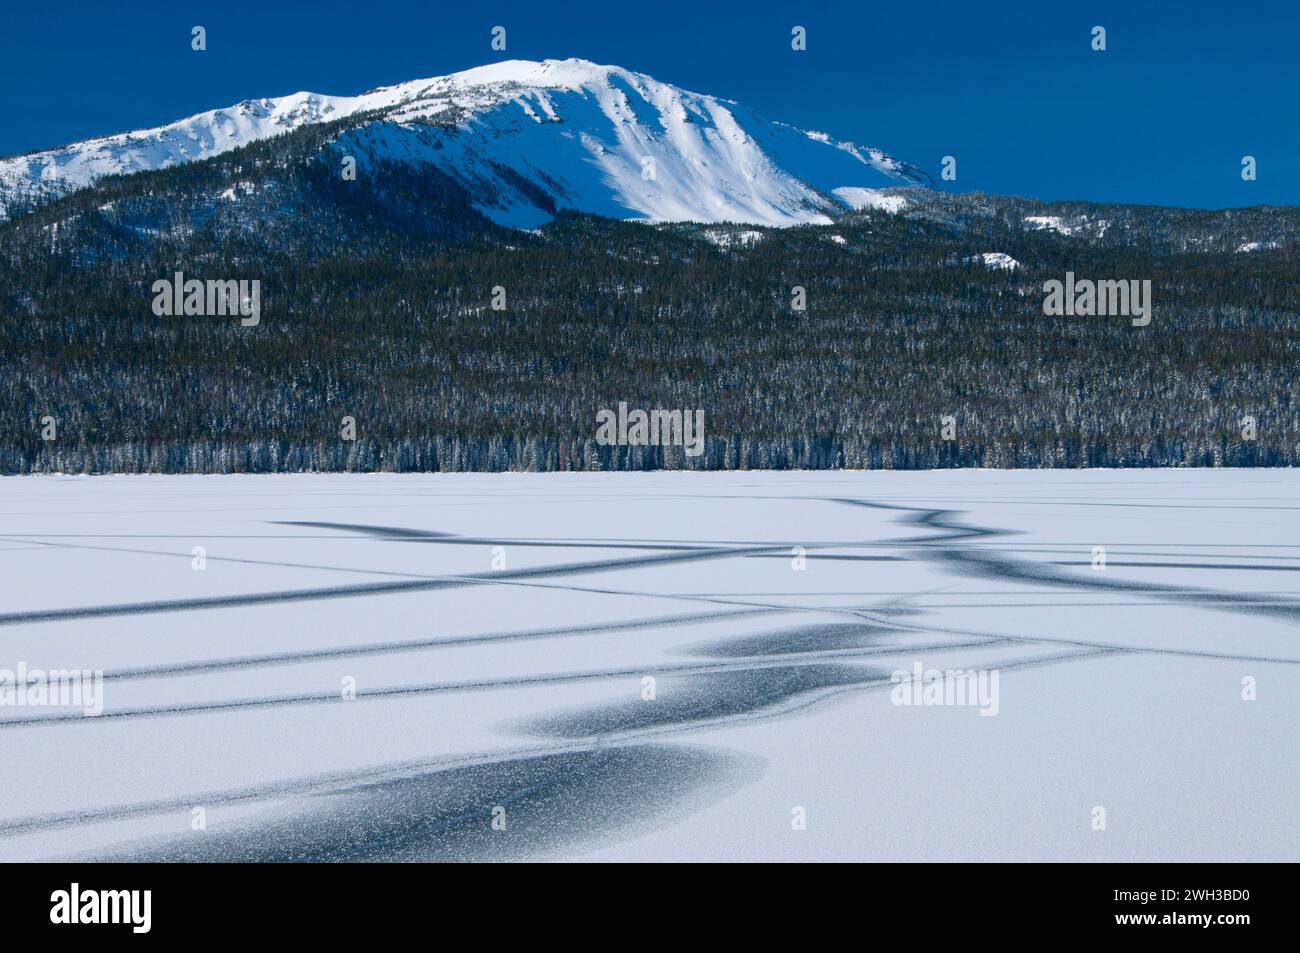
0 470 1295 861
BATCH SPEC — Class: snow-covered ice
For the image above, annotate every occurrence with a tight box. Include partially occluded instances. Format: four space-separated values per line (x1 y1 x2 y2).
0 470 1295 861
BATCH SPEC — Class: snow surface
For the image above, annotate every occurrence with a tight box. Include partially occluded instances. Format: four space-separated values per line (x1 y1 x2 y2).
833 187 908 214
701 228 764 249
966 251 1021 271
1024 215 1075 235
0 470 1295 861
1024 214 1111 239
0 59 928 228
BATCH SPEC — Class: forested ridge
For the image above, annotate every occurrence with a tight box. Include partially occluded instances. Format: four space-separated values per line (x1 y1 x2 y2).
1 127 1297 474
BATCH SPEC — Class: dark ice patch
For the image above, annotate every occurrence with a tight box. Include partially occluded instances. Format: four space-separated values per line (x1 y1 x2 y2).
679 622 900 658
83 743 760 863
514 663 886 739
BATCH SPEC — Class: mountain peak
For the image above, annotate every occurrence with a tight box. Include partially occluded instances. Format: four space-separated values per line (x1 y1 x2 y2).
0 60 930 227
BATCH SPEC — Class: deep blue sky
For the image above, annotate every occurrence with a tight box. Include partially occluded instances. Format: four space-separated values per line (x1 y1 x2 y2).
1 0 1295 208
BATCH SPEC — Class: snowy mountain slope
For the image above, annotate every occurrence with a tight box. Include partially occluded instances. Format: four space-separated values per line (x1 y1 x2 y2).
0 59 930 227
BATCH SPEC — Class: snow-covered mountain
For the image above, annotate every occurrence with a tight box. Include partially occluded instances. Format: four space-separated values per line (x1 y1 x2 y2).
0 58 930 228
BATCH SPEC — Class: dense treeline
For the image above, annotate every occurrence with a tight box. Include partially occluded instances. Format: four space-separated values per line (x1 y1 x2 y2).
1 134 1297 474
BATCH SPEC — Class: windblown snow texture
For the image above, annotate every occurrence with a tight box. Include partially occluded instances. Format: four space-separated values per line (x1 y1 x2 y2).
0 470 1295 862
